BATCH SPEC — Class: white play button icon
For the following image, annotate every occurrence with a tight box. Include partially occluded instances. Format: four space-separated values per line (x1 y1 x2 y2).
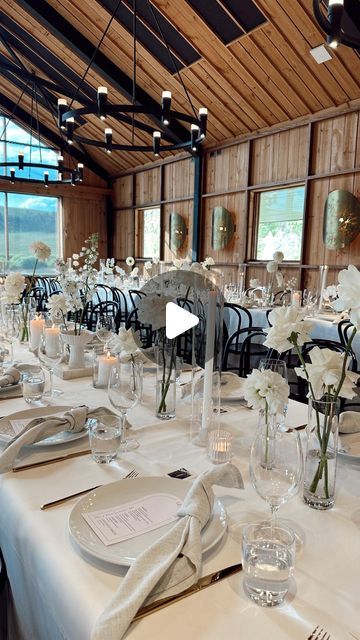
165 302 199 339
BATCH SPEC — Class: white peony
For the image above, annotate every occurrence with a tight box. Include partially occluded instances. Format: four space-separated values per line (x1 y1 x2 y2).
295 346 359 400
243 368 289 414
266 260 278 273
264 306 313 353
30 241 51 262
273 251 284 263
126 256 135 267
332 265 360 329
108 327 139 355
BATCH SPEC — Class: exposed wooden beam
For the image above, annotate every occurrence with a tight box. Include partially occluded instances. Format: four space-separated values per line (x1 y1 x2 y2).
14 0 191 146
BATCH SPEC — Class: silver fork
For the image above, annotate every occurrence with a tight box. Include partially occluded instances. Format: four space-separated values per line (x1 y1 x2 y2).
308 626 331 640
124 469 139 479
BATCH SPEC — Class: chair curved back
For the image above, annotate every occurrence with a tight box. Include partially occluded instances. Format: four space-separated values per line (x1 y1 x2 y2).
85 300 119 332
125 308 154 348
112 287 129 327
223 326 271 377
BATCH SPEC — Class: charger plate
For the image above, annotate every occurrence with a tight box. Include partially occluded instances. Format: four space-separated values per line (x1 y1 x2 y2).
69 476 227 568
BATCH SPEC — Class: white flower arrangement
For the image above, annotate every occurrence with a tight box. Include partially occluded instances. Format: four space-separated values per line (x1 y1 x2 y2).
264 306 313 354
137 294 172 331
4 271 26 303
47 292 68 322
130 267 139 277
30 241 51 262
126 256 135 267
201 256 215 270
243 368 289 414
144 261 153 272
295 346 358 400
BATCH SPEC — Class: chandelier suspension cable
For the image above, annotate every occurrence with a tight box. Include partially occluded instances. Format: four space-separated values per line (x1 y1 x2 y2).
69 0 123 109
145 0 197 119
0 79 30 141
132 0 137 145
34 82 43 165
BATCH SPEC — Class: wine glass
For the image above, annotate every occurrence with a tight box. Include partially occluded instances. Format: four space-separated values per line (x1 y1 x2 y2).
96 315 116 348
37 331 64 397
108 361 140 451
249 426 303 536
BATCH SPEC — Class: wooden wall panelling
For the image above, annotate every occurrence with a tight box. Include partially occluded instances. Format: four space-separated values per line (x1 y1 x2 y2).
112 209 134 259
250 126 308 185
62 195 107 258
163 158 194 201
201 193 247 268
204 143 249 195
135 167 161 207
112 175 133 208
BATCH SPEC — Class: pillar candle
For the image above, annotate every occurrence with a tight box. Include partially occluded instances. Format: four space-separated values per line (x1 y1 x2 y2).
44 325 61 358
30 314 46 350
318 265 328 311
291 291 301 307
97 352 117 387
202 290 217 433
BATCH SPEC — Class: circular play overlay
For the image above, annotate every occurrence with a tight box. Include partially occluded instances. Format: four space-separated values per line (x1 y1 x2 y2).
129 269 224 367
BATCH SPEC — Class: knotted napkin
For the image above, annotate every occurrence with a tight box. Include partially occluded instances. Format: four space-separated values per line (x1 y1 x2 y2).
91 462 244 640
0 366 20 387
0 406 116 472
339 411 360 434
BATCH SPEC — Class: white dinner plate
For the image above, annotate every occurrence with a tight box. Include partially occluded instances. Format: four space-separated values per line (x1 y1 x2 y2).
338 432 360 463
0 405 88 447
69 476 227 568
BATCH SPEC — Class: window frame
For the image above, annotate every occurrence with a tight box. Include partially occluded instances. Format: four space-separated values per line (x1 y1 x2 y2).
135 206 161 260
251 183 306 263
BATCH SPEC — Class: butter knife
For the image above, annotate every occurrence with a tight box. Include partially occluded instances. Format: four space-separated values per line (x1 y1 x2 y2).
134 563 243 621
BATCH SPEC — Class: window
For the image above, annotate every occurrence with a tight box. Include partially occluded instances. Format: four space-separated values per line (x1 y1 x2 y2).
0 117 61 273
255 186 306 261
136 207 161 259
5 193 59 272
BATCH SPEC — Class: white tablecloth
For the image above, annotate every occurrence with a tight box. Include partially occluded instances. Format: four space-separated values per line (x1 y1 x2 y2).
0 345 359 640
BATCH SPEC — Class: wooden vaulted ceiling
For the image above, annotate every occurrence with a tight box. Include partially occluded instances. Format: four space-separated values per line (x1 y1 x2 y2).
0 0 360 180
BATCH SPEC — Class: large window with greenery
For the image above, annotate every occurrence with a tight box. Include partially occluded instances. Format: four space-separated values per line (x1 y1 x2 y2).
0 118 60 272
255 186 306 261
136 207 161 259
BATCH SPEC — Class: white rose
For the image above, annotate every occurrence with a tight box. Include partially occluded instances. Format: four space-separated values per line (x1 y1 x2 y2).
243 368 289 414
264 306 313 353
295 346 359 400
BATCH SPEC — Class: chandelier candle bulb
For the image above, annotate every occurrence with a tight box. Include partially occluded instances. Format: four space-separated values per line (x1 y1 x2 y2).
57 98 68 129
327 0 344 48
44 325 60 358
30 314 45 351
153 131 161 156
18 153 24 170
105 128 112 154
66 117 74 144
199 107 208 139
44 172 49 188
10 168 15 183
161 90 172 125
97 86 108 120
191 124 200 151
77 163 84 181
97 352 117 388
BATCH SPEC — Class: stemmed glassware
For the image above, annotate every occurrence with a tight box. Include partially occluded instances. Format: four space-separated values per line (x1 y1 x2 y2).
108 360 140 450
96 315 116 349
37 331 64 397
2 304 21 365
249 425 303 536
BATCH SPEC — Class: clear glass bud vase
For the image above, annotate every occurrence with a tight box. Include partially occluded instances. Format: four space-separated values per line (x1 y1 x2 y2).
303 397 340 510
155 333 176 420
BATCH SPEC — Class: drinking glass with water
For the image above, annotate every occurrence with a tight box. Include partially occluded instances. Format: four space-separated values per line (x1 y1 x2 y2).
242 522 295 607
22 368 46 404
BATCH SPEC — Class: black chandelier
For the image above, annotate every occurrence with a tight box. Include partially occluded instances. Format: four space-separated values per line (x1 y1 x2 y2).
57 0 208 157
0 79 84 187
313 0 360 49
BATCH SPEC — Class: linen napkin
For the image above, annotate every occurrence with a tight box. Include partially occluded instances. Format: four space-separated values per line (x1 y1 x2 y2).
91 462 244 640
339 411 360 434
0 406 116 473
0 366 20 387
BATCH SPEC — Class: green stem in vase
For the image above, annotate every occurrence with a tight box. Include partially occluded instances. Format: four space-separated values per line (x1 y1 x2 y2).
158 337 176 414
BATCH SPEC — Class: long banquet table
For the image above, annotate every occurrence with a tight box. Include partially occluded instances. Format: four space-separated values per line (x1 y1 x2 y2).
0 345 359 640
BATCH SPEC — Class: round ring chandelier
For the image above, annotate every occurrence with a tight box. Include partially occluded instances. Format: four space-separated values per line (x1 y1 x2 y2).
0 80 84 187
313 0 360 49
57 0 208 157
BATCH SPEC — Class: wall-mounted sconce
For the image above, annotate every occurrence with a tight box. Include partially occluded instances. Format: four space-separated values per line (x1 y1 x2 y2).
323 190 360 250
212 206 235 250
169 212 187 251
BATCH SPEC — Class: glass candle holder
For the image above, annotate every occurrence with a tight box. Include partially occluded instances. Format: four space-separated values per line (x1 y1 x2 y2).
291 290 302 306
92 351 118 389
208 429 232 463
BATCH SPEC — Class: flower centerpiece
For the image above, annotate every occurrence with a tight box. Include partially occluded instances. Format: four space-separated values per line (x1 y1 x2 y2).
52 233 99 369
264 266 360 509
266 250 284 300
243 368 290 462
4 241 51 342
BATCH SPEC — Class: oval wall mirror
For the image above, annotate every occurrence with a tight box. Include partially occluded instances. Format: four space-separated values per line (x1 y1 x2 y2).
211 206 235 250
169 212 187 251
323 190 360 250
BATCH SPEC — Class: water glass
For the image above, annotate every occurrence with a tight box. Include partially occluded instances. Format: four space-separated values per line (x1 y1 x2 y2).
88 418 121 463
242 522 295 607
22 369 45 404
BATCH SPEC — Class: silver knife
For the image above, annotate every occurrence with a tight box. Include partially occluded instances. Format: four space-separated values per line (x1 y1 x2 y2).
134 563 243 621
